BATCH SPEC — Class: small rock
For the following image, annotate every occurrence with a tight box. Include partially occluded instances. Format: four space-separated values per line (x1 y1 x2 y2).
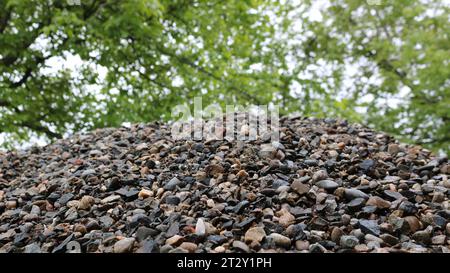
316 180 339 191
359 219 380 236
432 215 447 229
179 242 197 253
403 216 422 233
24 243 41 253
432 192 445 203
347 198 366 212
86 220 101 231
412 230 431 244
330 227 344 243
354 244 369 252
309 243 326 253
236 170 248 179
277 209 295 227
166 235 183 246
233 200 249 213
245 227 266 243
360 159 375 172
138 189 153 199
232 240 250 252
268 233 291 248
136 239 157 253
431 235 446 245
73 224 87 234
344 189 369 200
195 218 206 237
366 196 391 209
291 179 310 195
113 238 135 253
135 227 157 243
57 193 74 205
214 246 226 253
100 195 121 204
380 234 399 246
398 201 417 215
99 215 114 228
340 235 359 249
78 195 94 210
312 170 328 182
384 190 404 201
259 144 277 159
164 177 181 191
295 240 309 251
387 143 400 155
165 195 180 205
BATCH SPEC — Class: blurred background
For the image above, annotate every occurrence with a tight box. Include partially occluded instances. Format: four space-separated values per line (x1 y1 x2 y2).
0 0 449 155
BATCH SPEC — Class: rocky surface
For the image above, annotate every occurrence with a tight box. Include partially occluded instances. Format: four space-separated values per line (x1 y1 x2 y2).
0 115 449 253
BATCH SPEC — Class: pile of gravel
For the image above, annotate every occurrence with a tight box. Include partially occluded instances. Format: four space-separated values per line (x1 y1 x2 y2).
0 115 449 253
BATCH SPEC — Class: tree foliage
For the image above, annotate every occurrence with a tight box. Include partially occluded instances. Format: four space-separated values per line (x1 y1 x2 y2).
0 0 448 155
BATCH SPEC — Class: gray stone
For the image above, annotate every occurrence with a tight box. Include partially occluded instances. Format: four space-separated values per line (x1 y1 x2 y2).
345 189 369 200
340 235 359 249
24 243 41 253
113 238 135 253
315 180 339 191
164 177 181 191
232 240 250 252
359 219 380 236
268 233 291 248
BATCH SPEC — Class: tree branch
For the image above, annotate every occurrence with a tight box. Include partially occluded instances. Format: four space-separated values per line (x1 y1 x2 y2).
20 121 62 139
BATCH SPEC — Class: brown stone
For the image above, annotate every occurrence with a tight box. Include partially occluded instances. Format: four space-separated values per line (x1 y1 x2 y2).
366 196 391 209
245 227 266 243
290 179 310 195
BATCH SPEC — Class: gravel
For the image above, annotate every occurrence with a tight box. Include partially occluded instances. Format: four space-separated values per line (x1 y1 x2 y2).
0 114 448 253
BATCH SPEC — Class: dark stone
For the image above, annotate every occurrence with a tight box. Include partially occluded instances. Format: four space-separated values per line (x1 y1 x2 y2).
358 219 380 236
47 192 61 202
383 190 404 201
115 188 139 200
57 193 74 205
136 227 158 242
360 159 375 172
233 200 250 214
13 232 29 246
86 220 101 231
235 217 256 229
207 235 228 245
361 205 377 214
99 215 114 228
52 234 74 253
137 239 158 253
304 160 318 166
165 196 181 205
309 243 326 253
347 198 366 212
166 222 179 237
272 179 289 189
398 201 417 216
432 215 447 228
380 234 399 246
260 188 277 196
164 177 181 191
344 188 369 200
316 180 339 191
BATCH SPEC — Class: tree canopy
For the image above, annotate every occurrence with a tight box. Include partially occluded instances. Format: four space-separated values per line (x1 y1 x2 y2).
0 0 449 155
